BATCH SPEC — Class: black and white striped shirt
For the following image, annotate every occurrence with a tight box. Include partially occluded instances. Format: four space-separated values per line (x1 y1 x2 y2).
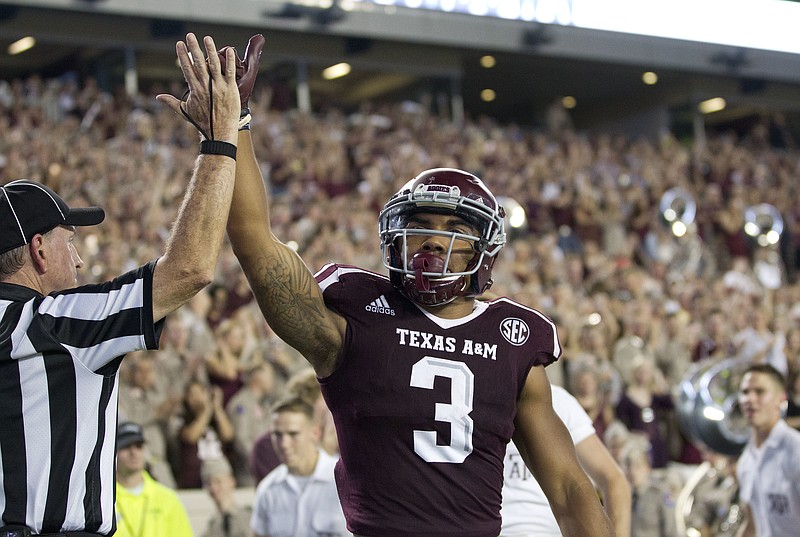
0 261 162 535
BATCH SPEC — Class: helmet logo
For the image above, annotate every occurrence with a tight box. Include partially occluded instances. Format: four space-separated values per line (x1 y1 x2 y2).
500 318 530 346
416 184 460 197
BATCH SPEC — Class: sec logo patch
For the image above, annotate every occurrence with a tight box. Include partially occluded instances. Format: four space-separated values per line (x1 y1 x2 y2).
500 317 529 346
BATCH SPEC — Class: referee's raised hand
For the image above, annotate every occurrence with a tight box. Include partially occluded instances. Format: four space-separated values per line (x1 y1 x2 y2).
156 33 240 143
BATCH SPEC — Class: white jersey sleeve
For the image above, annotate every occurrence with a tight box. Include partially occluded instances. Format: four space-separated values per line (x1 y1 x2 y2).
500 386 596 536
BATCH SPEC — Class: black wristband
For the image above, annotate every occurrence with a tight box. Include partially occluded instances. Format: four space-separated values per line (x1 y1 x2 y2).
200 140 237 160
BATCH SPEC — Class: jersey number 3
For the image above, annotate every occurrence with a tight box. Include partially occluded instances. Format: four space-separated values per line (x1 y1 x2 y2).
410 356 475 463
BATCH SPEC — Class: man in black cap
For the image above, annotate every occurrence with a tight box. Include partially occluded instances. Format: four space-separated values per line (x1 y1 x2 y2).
0 33 241 537
114 422 193 537
0 179 106 292
117 422 148 453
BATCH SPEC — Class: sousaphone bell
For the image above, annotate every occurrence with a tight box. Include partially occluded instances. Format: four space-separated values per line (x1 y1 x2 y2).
676 357 750 457
744 203 783 247
660 187 696 237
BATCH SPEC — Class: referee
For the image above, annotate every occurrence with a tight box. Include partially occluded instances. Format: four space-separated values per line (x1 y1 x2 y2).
0 34 240 536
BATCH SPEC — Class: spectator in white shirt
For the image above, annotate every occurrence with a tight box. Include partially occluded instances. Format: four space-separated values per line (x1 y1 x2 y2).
737 363 800 537
250 396 349 537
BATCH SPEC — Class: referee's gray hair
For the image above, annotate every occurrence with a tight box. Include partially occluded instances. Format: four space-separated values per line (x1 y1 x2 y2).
0 244 26 278
0 227 56 279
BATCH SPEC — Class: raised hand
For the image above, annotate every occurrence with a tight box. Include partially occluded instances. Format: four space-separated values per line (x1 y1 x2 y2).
156 33 240 142
239 34 265 109
218 34 265 109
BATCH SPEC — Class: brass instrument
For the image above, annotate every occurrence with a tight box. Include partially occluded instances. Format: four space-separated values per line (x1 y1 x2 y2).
660 187 696 237
745 203 785 289
657 187 708 276
676 357 749 456
675 357 750 536
744 203 783 247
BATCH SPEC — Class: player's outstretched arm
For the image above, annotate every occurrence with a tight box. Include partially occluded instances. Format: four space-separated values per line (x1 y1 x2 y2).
513 367 616 537
575 434 632 537
217 35 345 377
151 34 239 322
228 130 345 377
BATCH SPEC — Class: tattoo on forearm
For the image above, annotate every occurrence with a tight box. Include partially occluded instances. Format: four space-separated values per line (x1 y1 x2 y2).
250 247 333 354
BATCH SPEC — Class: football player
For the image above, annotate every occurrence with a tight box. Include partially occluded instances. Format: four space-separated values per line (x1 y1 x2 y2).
221 35 615 537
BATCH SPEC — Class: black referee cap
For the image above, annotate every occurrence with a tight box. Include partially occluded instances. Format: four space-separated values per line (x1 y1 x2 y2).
0 179 105 255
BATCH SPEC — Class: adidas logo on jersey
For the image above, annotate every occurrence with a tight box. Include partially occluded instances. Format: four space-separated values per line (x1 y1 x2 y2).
365 295 396 316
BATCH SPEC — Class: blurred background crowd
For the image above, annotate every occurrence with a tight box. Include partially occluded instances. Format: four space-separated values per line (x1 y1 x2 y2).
2 71 800 535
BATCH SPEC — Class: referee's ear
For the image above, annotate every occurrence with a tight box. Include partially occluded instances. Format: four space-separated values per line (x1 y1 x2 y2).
28 234 47 274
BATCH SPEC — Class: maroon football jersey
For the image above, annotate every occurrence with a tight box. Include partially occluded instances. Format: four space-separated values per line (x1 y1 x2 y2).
315 263 561 537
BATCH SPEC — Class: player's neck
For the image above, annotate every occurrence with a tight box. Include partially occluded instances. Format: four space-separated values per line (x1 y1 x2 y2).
419 298 476 319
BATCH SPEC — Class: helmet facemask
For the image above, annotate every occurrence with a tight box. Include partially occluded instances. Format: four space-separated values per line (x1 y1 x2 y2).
378 169 506 307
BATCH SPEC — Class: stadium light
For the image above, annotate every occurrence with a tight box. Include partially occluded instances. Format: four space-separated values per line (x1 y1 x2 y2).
323 62 352 80
698 97 726 114
642 71 658 85
8 36 35 55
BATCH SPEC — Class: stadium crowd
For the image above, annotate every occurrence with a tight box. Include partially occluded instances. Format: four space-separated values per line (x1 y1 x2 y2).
2 72 800 535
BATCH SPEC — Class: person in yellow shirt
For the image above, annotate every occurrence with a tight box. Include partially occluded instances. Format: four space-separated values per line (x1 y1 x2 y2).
115 421 194 537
